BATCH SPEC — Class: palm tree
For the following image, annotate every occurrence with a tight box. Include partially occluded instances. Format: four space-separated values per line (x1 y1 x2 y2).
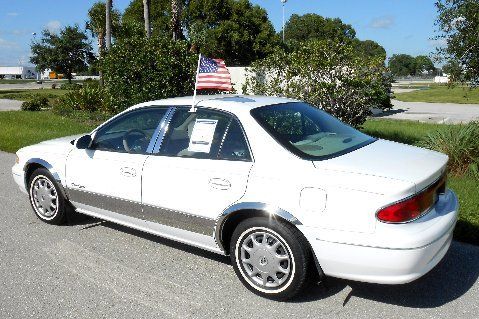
171 0 183 41
143 0 151 38
105 0 112 50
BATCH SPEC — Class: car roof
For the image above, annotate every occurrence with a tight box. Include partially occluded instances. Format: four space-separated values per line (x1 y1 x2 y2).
128 95 300 114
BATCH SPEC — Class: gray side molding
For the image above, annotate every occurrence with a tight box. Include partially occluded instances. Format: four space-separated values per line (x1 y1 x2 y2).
214 202 302 252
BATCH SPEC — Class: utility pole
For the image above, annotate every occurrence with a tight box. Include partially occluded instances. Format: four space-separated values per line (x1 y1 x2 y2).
281 0 288 43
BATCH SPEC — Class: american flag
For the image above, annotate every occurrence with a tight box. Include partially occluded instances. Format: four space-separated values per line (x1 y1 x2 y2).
196 56 232 91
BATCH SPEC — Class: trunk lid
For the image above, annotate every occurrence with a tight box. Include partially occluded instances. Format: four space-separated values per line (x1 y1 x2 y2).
313 139 448 193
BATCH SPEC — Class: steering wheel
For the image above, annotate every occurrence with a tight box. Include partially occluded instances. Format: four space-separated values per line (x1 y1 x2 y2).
122 129 147 153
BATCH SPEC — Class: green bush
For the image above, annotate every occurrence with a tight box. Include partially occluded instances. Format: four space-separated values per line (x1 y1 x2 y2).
244 39 392 127
60 83 82 90
21 95 49 111
50 98 74 117
59 85 104 112
421 122 479 175
101 36 197 112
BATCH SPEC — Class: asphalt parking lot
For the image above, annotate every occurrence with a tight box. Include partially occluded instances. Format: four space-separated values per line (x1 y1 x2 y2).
1 151 479 318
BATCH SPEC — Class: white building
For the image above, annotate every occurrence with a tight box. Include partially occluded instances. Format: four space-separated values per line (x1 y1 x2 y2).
0 66 38 79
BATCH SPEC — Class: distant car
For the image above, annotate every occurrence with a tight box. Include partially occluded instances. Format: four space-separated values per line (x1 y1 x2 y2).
12 95 458 300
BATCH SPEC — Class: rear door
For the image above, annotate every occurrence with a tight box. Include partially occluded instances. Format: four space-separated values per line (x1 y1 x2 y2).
141 108 253 235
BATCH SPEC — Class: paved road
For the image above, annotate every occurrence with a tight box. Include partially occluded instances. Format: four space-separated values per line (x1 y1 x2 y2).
0 82 55 91
375 99 479 124
1 151 479 318
0 99 22 111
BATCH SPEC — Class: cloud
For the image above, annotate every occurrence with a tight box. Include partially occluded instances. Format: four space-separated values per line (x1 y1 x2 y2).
7 12 19 17
0 38 19 49
368 16 395 29
45 20 61 33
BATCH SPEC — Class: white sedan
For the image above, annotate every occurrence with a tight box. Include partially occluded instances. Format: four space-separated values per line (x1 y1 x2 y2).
12 95 458 300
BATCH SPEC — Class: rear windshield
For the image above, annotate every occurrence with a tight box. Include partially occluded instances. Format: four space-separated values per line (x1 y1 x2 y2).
250 102 375 160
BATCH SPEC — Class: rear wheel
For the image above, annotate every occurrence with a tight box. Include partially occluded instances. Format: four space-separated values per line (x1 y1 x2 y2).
230 217 311 300
28 168 67 225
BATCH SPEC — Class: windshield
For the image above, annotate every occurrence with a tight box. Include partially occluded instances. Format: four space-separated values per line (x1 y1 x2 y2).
251 102 376 160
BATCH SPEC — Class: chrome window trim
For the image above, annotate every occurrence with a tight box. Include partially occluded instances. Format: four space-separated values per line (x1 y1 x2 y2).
152 107 176 154
146 107 175 153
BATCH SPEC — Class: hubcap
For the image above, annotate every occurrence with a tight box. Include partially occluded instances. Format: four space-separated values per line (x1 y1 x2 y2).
240 231 292 289
31 177 58 219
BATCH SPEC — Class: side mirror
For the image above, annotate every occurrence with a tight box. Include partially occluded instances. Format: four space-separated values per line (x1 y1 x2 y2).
75 135 92 149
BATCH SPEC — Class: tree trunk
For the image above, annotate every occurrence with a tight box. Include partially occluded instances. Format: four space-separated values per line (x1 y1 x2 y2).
105 0 112 50
98 33 105 86
171 0 183 41
143 0 151 38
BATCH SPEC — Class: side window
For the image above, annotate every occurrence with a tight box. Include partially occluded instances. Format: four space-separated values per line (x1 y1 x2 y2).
218 120 251 161
91 108 167 154
159 108 231 159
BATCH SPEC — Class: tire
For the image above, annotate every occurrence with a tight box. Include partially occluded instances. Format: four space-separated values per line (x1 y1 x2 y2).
230 216 311 300
28 168 67 225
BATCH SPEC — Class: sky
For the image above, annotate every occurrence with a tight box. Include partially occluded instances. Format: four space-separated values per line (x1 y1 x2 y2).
0 0 444 66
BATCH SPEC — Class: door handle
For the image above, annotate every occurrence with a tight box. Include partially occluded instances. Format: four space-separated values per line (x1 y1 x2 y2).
209 178 231 190
120 167 137 177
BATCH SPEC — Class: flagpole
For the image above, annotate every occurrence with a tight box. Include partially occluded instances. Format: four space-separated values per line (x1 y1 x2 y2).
190 53 202 112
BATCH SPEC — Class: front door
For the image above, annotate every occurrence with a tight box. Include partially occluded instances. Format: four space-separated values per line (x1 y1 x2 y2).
66 107 169 217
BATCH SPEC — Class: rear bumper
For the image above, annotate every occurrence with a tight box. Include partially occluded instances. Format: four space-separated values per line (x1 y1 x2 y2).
304 189 458 284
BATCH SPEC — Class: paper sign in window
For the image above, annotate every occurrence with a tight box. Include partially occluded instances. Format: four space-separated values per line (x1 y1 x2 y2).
188 119 218 153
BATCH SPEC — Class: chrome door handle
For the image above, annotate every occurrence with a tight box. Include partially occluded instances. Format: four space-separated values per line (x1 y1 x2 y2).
120 167 137 177
209 178 231 190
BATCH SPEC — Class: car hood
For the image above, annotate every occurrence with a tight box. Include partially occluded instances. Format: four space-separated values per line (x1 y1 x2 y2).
313 139 448 193
39 134 84 147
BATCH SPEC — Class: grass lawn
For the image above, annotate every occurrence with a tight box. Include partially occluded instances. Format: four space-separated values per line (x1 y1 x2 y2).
394 85 479 104
0 111 95 153
363 119 479 245
0 89 68 101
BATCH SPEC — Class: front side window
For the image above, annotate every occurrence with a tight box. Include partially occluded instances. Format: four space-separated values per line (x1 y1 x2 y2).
92 107 168 153
251 102 375 160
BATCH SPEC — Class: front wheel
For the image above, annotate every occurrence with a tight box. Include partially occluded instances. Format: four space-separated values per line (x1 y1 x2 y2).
230 217 311 300
28 168 67 225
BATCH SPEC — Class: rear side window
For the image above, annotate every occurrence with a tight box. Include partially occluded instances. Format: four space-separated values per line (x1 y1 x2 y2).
159 108 230 159
218 120 251 161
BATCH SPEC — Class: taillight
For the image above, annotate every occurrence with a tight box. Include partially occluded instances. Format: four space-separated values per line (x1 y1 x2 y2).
377 175 446 223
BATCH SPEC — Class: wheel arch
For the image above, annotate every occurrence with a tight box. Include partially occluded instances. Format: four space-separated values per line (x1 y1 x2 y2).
215 202 302 255
24 158 63 190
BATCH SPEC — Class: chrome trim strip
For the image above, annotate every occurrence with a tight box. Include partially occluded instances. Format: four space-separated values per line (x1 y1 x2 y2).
214 202 302 251
68 188 142 218
146 107 175 153
152 107 176 154
143 204 215 236
67 188 215 236
74 202 223 255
